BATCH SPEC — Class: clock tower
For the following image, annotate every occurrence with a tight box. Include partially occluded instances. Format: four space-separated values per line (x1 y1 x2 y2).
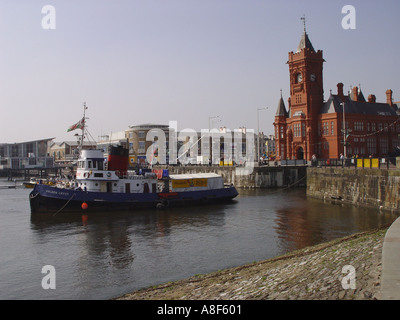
275 18 324 160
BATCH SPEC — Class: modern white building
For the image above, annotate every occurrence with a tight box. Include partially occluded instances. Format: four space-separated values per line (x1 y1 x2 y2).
0 138 55 169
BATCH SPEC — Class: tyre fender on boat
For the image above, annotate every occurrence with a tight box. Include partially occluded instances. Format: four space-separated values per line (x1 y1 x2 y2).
29 192 40 199
156 199 170 209
83 172 91 178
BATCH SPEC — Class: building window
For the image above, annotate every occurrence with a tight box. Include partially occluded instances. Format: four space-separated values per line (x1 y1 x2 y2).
138 131 145 139
354 122 364 131
384 123 388 132
293 123 304 137
380 138 388 154
323 122 329 136
348 146 353 155
341 121 350 131
138 141 145 153
371 123 376 132
331 122 334 135
367 138 376 155
280 126 284 139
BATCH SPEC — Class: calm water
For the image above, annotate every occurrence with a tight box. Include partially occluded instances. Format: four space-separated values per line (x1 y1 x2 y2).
0 179 398 300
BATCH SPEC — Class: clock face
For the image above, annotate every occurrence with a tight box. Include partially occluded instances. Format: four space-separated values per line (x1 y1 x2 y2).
296 73 303 83
310 74 316 82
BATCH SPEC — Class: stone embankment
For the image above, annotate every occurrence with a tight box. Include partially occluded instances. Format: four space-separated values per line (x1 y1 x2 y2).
307 167 400 211
155 165 307 189
117 226 389 300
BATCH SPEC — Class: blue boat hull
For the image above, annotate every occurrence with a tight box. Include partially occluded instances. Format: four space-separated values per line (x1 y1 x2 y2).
29 183 238 214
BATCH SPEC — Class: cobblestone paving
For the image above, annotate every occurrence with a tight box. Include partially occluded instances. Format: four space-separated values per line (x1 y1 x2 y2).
117 228 387 300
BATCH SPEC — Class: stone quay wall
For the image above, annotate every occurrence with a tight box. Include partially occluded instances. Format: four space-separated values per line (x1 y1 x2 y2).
307 167 400 211
116 227 387 300
154 165 307 189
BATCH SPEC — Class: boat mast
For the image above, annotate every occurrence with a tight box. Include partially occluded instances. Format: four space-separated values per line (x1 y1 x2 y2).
78 102 87 153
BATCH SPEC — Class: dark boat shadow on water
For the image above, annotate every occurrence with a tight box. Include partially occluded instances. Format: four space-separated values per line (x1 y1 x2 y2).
30 199 239 231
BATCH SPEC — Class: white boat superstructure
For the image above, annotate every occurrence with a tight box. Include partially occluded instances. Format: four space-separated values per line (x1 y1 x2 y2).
74 149 159 194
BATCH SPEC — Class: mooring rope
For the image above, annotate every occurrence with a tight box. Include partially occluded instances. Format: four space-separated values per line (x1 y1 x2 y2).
264 175 307 194
53 193 76 216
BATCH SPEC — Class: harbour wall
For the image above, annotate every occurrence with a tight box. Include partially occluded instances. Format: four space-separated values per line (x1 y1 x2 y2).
154 165 307 189
307 167 400 211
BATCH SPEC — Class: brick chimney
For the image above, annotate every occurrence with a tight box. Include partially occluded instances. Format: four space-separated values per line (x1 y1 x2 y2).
352 86 358 102
337 83 344 100
368 94 376 103
386 89 393 106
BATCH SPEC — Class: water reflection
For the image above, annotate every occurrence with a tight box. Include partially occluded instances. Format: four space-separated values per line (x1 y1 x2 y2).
30 204 230 274
25 189 399 299
274 193 397 253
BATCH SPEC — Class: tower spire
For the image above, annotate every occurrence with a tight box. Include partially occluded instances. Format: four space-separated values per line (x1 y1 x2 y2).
296 15 315 53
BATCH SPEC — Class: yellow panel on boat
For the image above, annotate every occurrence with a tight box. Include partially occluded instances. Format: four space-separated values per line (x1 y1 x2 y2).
172 178 208 188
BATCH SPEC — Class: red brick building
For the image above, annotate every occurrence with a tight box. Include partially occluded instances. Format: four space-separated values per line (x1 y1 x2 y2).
274 27 399 161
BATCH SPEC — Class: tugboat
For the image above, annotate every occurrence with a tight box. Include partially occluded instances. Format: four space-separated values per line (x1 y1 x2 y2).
29 106 238 214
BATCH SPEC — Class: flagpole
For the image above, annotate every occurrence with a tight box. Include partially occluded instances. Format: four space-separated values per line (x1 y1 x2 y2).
79 102 87 153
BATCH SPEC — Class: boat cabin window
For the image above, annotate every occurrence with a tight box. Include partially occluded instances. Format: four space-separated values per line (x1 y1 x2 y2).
97 160 104 170
81 159 104 170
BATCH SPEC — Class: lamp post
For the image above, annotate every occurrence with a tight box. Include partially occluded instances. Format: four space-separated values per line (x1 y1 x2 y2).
341 102 346 159
208 116 219 165
212 118 221 129
209 115 219 131
340 102 351 160
257 107 268 165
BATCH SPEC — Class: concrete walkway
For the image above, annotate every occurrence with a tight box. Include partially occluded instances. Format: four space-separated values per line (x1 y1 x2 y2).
381 216 400 299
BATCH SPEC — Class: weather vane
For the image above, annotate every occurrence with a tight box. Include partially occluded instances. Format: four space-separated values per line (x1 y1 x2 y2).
301 15 306 32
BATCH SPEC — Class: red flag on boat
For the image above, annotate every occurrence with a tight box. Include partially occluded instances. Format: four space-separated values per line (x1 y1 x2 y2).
67 118 85 132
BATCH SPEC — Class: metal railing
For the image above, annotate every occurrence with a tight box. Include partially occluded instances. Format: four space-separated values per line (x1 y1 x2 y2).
313 157 398 169
0 156 55 169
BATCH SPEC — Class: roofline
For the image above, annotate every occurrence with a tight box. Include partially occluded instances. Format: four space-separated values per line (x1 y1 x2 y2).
0 137 55 145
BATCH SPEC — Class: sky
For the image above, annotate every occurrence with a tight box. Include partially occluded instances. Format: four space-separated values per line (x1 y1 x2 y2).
0 0 399 143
